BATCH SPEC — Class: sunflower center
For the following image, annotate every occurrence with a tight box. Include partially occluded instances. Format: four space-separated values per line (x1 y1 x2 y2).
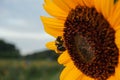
64 6 119 80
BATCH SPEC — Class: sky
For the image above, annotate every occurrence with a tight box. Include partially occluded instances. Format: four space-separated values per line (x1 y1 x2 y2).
0 0 55 55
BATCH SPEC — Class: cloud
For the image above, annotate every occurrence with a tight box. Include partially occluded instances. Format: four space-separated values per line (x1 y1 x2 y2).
0 0 53 55
0 28 54 55
0 28 54 40
6 18 30 27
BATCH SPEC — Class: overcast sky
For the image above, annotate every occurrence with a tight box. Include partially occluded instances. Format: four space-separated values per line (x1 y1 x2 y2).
0 0 54 55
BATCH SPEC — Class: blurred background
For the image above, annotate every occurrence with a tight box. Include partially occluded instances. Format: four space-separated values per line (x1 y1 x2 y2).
0 0 63 80
0 0 118 80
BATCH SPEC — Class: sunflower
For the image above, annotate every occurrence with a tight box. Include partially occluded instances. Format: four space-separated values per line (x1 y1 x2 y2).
41 0 120 80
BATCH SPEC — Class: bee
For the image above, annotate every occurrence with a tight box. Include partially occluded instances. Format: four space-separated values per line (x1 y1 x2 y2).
55 36 66 54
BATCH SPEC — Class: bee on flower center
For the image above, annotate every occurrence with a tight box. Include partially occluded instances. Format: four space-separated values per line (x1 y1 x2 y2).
55 36 66 54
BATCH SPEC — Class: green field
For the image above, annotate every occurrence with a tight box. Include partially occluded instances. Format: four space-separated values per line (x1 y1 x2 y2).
0 59 63 80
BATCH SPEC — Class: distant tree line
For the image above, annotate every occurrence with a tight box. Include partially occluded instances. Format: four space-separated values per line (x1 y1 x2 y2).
0 39 58 60
24 50 59 60
0 40 21 59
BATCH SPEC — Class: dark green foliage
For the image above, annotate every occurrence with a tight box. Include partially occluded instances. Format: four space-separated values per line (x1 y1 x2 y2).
24 50 59 60
0 40 21 59
0 39 58 60
0 60 63 80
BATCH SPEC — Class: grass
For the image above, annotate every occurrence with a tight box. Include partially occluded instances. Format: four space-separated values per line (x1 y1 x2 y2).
0 59 63 80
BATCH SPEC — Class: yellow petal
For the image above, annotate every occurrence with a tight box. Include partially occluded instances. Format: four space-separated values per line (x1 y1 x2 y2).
63 66 82 80
107 75 116 80
94 0 114 19
41 16 64 38
52 0 70 13
76 0 85 6
41 16 64 27
43 0 67 20
101 0 114 19
46 41 56 50
115 27 120 49
46 41 59 54
109 0 120 28
60 62 74 80
60 62 82 80
62 0 78 9
81 74 94 80
76 75 84 80
115 65 120 80
58 50 71 65
94 0 101 13
83 0 94 8
113 26 120 31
